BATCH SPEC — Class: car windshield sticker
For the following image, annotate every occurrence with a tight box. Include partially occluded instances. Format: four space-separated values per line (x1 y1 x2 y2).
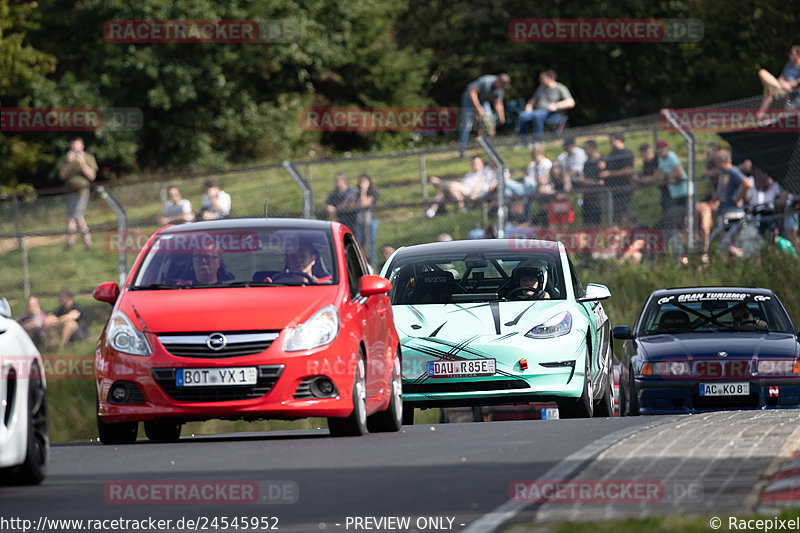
676 292 748 302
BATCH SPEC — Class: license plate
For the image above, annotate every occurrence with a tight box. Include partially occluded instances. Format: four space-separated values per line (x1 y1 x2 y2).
176 367 258 387
699 382 750 396
542 407 559 420
427 359 496 378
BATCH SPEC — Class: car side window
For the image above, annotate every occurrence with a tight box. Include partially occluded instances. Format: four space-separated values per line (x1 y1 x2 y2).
343 234 366 300
567 256 585 299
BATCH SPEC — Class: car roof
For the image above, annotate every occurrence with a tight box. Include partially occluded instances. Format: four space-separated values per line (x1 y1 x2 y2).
652 287 776 297
391 239 565 260
158 218 336 234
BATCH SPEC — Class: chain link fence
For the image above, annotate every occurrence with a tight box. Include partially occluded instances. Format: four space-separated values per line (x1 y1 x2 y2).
2 95 799 313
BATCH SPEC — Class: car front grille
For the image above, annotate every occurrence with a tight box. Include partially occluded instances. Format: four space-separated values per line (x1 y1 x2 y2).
151 365 284 402
157 331 280 358
403 379 530 394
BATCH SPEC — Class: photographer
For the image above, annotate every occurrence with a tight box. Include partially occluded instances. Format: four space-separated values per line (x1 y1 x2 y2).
58 137 98 250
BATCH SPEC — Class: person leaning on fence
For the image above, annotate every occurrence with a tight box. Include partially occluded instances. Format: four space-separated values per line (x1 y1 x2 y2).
199 180 231 220
459 74 510 157
507 146 550 198
351 173 379 265
58 137 98 250
556 138 585 187
713 149 749 215
695 193 721 263
426 155 491 218
737 165 781 235
653 140 689 231
324 173 358 230
576 139 605 229
599 133 635 225
756 45 800 118
158 185 195 225
516 69 575 148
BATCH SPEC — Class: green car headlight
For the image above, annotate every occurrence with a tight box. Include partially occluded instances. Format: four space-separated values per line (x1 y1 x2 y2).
525 311 572 339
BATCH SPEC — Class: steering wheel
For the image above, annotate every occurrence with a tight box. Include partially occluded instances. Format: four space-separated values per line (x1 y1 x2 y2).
271 270 316 283
505 286 542 300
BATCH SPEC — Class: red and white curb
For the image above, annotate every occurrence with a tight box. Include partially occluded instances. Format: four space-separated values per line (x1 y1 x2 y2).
760 450 800 507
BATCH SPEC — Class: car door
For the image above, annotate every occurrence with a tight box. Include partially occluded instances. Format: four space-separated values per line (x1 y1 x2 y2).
567 257 608 391
343 234 386 406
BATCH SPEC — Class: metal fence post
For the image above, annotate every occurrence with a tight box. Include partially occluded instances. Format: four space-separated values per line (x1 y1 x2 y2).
478 137 506 237
282 161 313 219
12 196 31 301
96 186 128 286
419 154 428 201
663 109 697 254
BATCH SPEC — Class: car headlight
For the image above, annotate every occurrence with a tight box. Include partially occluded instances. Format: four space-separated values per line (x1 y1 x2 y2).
641 361 690 377
106 311 151 356
283 305 340 352
525 311 572 339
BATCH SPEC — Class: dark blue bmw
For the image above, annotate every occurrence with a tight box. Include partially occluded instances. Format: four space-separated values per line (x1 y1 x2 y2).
614 287 800 415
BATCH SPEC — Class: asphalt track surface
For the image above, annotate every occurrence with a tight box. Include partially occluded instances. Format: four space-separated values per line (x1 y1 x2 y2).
0 413 789 533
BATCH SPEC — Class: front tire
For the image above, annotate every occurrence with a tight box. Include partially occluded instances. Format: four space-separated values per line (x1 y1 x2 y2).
594 365 615 417
96 388 138 445
627 365 641 416
144 420 182 442
1 363 49 484
328 351 368 437
367 351 402 433
558 348 594 418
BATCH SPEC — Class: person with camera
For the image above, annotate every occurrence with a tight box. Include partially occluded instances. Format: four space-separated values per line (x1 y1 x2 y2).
58 137 98 249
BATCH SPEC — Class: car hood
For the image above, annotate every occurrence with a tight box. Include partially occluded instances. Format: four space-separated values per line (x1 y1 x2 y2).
393 300 568 339
638 333 800 360
120 286 339 333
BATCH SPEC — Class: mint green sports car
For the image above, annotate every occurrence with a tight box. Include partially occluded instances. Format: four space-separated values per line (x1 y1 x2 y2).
380 239 613 421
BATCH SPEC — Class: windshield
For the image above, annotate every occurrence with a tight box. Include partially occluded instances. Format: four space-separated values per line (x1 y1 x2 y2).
640 291 794 334
131 228 337 288
385 251 567 304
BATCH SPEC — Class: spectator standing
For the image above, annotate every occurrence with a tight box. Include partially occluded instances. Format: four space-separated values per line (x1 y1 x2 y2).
576 139 605 229
58 137 98 250
199 180 232 220
654 140 688 231
352 173 379 265
459 74 510 157
739 165 781 234
556 138 585 187
600 133 635 225
427 156 492 218
517 69 575 147
158 185 195 225
714 149 749 215
325 173 358 230
757 45 800 118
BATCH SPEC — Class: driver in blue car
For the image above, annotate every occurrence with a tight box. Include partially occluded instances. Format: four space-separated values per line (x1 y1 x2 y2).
509 266 551 300
731 303 768 329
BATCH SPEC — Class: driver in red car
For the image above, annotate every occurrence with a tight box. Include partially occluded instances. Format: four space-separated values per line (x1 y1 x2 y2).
192 248 223 284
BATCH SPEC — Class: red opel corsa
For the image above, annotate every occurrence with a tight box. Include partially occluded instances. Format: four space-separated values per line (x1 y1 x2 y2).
93 219 402 443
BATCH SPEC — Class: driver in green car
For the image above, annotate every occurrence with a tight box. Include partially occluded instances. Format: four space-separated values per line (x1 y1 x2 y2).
510 266 551 300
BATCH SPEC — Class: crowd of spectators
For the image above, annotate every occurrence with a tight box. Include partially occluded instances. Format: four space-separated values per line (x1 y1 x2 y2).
157 180 231 226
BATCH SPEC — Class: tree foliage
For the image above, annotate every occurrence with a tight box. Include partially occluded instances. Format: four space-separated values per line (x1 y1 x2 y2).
1 0 799 189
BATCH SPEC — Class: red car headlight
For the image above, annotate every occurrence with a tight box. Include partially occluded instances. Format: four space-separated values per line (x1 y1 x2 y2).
106 311 151 356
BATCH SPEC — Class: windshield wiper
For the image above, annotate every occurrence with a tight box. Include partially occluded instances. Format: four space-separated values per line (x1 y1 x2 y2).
130 284 182 290
719 325 771 333
646 328 695 334
220 281 293 287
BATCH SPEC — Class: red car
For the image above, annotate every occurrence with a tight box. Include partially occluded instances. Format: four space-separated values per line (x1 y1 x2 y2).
93 219 402 443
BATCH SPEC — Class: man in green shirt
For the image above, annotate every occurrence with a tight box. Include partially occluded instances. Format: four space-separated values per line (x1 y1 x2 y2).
58 137 98 249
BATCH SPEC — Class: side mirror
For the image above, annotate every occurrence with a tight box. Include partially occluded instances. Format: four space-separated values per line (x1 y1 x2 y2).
93 282 120 304
578 283 611 302
359 275 392 297
0 298 11 318
613 326 634 340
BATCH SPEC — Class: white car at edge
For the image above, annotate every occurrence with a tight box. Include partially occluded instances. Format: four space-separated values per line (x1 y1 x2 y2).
0 298 49 484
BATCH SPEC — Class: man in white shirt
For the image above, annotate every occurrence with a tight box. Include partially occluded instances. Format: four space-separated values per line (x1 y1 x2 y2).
157 185 195 225
199 180 232 220
427 156 492 218
557 138 586 183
